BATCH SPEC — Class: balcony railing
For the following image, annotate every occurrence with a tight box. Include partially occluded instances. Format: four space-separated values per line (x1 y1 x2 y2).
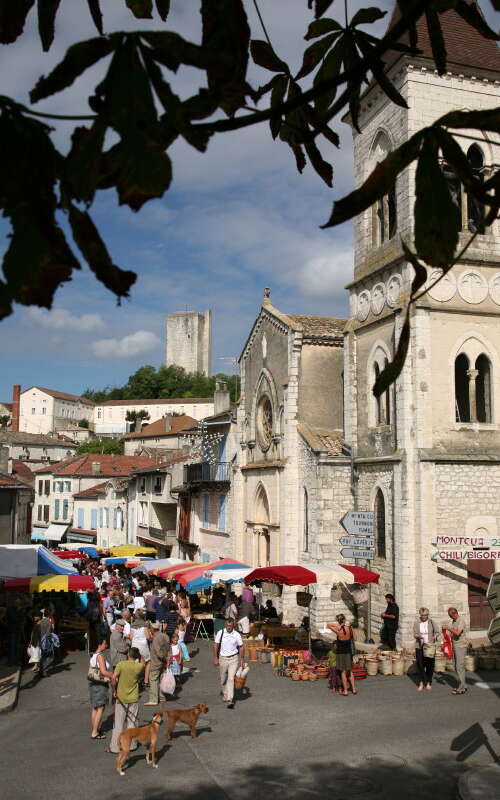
184 461 231 485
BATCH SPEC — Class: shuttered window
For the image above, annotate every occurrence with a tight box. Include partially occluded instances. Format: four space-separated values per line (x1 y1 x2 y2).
62 499 69 520
218 495 226 532
54 500 60 520
77 508 85 529
91 509 98 530
202 494 209 527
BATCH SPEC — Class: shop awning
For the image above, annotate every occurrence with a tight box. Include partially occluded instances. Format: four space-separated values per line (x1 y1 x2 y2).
31 528 47 543
45 524 69 542
341 564 379 584
244 565 317 586
108 545 157 556
0 545 78 578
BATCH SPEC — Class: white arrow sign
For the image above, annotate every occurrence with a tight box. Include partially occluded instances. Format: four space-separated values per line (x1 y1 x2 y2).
340 511 374 537
339 536 375 549
341 548 375 560
487 572 500 614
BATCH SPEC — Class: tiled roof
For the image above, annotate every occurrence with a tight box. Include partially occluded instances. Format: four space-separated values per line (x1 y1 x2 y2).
298 424 345 456
98 397 212 407
12 459 35 486
0 402 12 411
73 481 109 499
122 415 198 440
386 2 500 73
132 453 192 475
0 473 30 488
22 386 94 405
0 430 78 447
36 453 160 476
286 315 346 337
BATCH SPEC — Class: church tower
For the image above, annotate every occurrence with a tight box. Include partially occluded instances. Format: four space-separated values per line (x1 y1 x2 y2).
343 4 500 641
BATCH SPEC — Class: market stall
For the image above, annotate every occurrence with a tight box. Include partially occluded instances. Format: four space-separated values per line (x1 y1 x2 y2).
108 545 156 556
102 556 154 567
0 544 78 578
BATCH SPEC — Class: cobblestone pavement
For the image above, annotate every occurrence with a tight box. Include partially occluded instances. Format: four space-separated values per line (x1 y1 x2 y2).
0 643 499 800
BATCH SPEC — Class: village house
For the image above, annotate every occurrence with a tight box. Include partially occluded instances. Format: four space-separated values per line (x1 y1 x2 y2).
122 414 197 456
0 430 78 470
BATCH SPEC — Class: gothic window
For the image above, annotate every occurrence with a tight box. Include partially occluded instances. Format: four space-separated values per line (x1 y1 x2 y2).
256 394 273 451
384 359 391 425
369 133 397 247
303 489 309 553
443 164 462 230
455 353 470 422
374 363 383 425
475 354 492 423
373 355 390 427
466 145 485 234
374 489 386 559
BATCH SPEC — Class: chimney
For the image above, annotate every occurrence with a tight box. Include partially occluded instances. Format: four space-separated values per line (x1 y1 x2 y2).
11 385 20 432
91 460 101 475
214 381 230 415
164 415 172 432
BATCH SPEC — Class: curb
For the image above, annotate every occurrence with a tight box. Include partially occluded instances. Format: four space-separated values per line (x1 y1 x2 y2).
458 764 500 800
0 667 22 714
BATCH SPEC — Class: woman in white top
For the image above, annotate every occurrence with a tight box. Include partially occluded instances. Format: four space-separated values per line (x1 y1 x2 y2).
413 607 438 691
88 635 113 739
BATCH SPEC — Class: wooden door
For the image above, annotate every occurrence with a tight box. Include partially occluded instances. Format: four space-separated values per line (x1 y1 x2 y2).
178 495 191 543
467 559 494 629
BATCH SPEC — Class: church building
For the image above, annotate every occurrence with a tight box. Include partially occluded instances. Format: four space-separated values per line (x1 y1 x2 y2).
232 5 500 645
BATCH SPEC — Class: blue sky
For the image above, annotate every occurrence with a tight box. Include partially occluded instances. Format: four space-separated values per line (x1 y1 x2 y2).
1 0 477 402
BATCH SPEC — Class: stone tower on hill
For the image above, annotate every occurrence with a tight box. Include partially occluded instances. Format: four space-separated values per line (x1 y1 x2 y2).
165 310 212 376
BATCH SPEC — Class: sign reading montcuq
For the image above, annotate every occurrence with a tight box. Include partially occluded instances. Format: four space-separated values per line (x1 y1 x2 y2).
340 511 374 537
339 536 375 549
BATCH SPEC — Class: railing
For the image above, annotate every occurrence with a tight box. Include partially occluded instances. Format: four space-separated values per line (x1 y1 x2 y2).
183 461 231 485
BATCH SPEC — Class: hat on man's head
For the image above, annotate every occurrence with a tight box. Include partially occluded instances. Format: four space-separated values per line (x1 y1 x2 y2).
115 619 126 628
151 621 161 630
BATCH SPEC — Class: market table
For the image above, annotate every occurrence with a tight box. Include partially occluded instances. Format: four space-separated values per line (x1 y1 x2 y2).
249 622 298 644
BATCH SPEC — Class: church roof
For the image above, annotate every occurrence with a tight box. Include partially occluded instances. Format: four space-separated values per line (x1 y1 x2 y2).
286 315 346 337
298 424 346 456
385 1 500 73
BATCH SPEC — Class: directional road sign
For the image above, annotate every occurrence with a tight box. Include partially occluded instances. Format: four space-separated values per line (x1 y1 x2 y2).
487 571 500 614
339 536 375 549
487 614 500 646
340 511 374 537
341 548 375 560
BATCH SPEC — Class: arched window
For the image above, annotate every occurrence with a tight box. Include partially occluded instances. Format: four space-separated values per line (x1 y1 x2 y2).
475 354 492 423
369 132 397 247
455 353 470 422
374 489 386 559
303 489 309 552
467 144 485 234
373 359 390 426
384 358 390 425
374 363 383 425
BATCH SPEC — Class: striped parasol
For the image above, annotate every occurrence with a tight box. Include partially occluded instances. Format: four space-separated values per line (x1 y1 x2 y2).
3 575 95 593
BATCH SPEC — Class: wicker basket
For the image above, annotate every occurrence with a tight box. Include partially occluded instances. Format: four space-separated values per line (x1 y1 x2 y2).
379 658 393 676
234 675 247 690
365 658 378 676
392 658 404 676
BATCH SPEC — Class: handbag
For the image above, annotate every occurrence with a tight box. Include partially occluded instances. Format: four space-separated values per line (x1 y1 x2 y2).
87 654 110 684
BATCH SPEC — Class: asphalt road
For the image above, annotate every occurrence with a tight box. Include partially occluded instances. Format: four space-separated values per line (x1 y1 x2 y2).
1 643 499 800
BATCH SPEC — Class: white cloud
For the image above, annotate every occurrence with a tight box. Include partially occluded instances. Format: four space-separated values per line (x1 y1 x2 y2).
27 307 104 331
91 330 160 359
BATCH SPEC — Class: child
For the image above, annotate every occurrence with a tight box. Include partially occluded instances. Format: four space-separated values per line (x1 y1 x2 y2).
328 646 342 693
168 633 183 685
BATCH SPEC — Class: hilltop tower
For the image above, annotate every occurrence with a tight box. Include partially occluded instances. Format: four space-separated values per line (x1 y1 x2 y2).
165 310 212 376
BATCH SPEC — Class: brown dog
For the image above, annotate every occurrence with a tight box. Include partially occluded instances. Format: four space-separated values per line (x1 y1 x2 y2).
165 702 209 742
116 712 163 776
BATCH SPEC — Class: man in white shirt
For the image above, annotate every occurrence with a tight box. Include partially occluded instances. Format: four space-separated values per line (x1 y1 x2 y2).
133 594 146 614
213 618 244 709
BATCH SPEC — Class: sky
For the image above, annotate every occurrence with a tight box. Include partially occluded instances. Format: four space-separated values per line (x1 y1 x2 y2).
0 0 492 402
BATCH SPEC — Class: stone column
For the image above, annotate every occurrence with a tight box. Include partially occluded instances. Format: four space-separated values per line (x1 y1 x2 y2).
467 368 479 422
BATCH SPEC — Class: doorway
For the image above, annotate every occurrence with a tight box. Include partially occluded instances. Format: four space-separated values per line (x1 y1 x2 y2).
467 558 494 629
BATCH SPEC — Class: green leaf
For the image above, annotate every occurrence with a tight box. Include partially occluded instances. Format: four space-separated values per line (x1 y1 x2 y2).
68 204 136 299
201 0 251 116
102 139 172 210
373 311 410 398
322 130 423 227
304 17 342 40
0 0 34 44
250 40 288 73
296 32 339 79
291 144 307 173
414 131 460 268
350 7 386 27
37 0 61 51
453 0 499 41
438 107 500 134
314 0 335 19
270 74 288 139
401 240 427 295
87 0 103 34
425 8 447 75
64 121 107 204
355 33 408 108
155 0 170 20
125 0 153 18
313 37 344 114
30 36 117 103
304 140 333 186
140 32 208 72
434 127 489 202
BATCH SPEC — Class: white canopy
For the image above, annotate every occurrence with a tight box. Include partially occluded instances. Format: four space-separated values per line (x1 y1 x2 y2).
298 562 357 585
45 524 69 542
0 545 78 578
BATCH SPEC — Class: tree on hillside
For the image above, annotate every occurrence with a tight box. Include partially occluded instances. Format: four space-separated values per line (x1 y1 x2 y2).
125 408 151 432
78 418 89 428
0 1 497 392
76 438 124 454
0 415 10 428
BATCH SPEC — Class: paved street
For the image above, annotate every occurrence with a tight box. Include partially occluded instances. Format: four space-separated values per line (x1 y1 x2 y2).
0 644 499 800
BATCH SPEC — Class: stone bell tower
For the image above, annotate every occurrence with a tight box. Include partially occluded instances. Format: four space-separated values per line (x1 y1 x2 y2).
342 3 500 643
